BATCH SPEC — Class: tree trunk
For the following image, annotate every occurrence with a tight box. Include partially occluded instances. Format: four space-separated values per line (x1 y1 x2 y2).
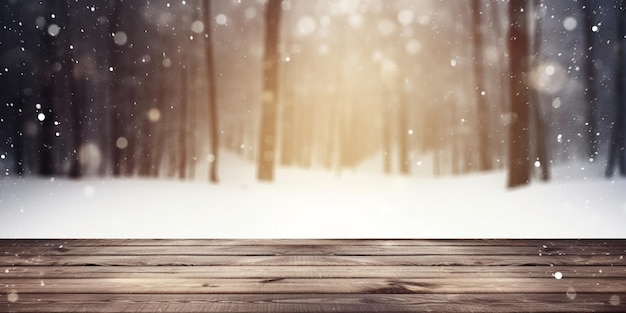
178 62 188 180
257 0 282 181
398 87 410 174
383 95 392 174
531 100 550 181
38 1 58 177
202 0 219 183
14 81 25 176
187 58 198 181
109 0 125 177
530 0 550 181
605 1 626 177
64 0 83 179
581 0 598 161
138 81 153 178
150 63 167 178
68 78 85 179
279 91 295 166
507 0 531 188
487 0 510 170
125 72 139 176
471 0 492 172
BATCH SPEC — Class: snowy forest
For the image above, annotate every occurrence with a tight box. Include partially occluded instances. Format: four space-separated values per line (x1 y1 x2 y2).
1 0 626 188
3 0 626 238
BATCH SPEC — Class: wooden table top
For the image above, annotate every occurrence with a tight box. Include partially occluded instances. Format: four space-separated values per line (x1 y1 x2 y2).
1 239 625 312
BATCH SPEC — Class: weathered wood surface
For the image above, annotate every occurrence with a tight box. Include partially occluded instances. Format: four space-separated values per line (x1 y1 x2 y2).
1 239 625 312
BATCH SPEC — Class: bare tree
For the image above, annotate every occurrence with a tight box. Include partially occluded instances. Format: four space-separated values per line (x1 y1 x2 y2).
150 60 168 177
38 1 59 176
13 80 25 176
63 0 84 179
606 1 626 177
178 62 189 180
581 0 598 161
507 0 531 188
529 0 550 181
471 0 492 171
109 0 125 176
202 0 219 183
257 0 282 181
398 82 410 175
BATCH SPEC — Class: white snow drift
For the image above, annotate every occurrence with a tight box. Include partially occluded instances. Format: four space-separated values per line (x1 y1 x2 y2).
1 152 625 238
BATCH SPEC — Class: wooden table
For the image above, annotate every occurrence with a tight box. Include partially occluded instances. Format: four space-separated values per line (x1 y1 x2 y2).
1 239 625 312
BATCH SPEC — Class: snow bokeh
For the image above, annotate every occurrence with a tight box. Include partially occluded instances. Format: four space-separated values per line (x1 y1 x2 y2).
1 151 624 239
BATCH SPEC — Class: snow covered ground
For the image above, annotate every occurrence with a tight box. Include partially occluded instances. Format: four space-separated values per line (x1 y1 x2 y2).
1 151 625 238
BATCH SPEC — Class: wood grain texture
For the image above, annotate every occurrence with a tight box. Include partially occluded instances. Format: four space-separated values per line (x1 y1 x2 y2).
1 239 625 247
4 244 625 256
1 239 625 312
4 265 625 278
2 254 624 266
4 277 626 294
3 294 626 313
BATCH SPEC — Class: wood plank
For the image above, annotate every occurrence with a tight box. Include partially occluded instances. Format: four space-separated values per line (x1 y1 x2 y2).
2 254 624 266
2 239 625 312
3 277 626 294
4 244 625 256
2 294 625 313
3 265 625 279
2 239 625 247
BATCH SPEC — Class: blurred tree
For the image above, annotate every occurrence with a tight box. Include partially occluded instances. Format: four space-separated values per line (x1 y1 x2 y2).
605 1 626 177
149 60 168 178
257 0 282 181
581 0 598 161
507 0 531 188
109 0 125 176
13 81 25 176
486 0 510 170
137 68 156 178
398 81 410 175
178 61 189 180
38 1 59 176
471 0 492 172
202 0 220 183
529 0 549 181
67 1 85 179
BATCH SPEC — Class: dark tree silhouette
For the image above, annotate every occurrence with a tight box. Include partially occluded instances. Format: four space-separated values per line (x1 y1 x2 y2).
109 0 125 176
38 1 59 176
68 80 85 179
202 0 219 183
150 61 168 177
257 0 282 181
507 0 531 188
137 71 155 178
67 76 86 179
13 81 25 176
581 0 598 160
606 1 626 177
67 0 85 179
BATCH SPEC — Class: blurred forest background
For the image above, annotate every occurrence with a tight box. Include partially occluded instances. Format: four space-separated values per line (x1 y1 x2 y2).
1 0 625 188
